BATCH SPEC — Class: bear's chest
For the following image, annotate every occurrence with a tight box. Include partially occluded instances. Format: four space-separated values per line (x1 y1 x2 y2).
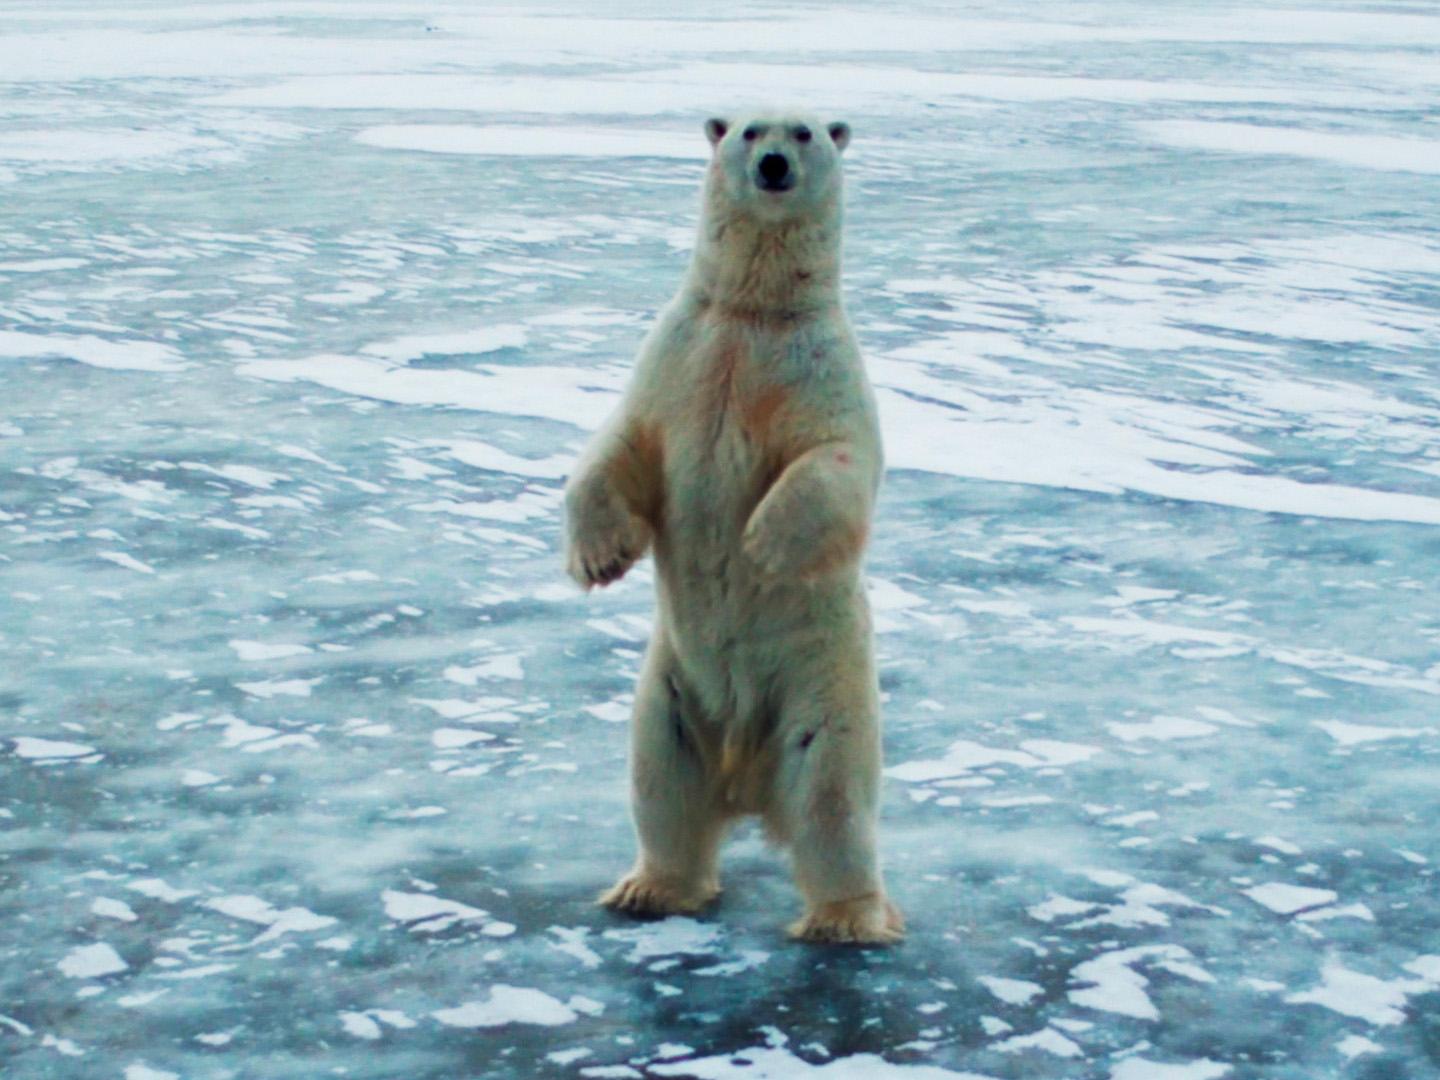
665 324 799 510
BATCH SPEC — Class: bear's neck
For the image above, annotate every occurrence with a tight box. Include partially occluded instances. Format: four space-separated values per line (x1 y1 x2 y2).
687 185 843 321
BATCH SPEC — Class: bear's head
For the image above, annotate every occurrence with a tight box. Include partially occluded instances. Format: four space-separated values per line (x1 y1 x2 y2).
703 112 850 223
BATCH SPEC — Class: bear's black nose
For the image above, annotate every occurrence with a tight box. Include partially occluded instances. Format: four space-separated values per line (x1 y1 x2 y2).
758 152 791 189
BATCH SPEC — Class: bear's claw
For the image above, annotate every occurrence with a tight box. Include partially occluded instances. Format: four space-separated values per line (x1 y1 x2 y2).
565 506 650 590
789 894 904 946
568 540 635 589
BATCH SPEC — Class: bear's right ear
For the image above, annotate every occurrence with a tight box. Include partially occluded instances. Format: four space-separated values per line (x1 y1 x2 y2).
704 118 729 147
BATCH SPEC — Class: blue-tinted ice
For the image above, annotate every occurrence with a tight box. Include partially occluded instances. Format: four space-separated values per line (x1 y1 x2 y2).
2 2 1438 1078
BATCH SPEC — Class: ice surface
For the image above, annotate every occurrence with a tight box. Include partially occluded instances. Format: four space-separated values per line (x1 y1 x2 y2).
1139 121 1440 175
357 125 708 160
2 1 1438 1078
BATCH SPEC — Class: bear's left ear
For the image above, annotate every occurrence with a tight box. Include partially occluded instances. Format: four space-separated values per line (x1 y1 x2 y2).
827 121 851 154
704 118 729 147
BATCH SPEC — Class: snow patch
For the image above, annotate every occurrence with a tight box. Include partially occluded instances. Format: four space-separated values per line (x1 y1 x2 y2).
1285 957 1440 1026
1110 1060 1230 1080
382 889 488 933
603 917 724 962
1242 883 1338 915
229 640 313 661
977 976 1043 1005
13 737 97 760
993 1027 1081 1057
1068 945 1212 1020
361 325 529 362
0 329 186 372
887 738 1099 782
650 1044 997 1077
433 985 584 1028
1313 720 1432 745
59 942 127 978
203 895 337 941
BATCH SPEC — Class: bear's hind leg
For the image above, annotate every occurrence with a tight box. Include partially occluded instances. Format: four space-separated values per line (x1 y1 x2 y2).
769 673 903 945
600 643 725 917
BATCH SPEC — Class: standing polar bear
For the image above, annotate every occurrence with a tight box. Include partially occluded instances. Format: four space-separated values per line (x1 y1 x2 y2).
564 112 902 944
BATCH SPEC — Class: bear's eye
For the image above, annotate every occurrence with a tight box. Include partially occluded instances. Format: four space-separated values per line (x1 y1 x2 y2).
794 127 812 143
742 127 758 142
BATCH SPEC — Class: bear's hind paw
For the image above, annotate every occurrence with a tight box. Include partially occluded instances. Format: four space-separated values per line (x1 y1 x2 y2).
789 895 904 946
597 872 716 918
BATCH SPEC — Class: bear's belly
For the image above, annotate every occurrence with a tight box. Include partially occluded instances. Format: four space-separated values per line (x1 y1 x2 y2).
649 412 849 716
654 415 769 629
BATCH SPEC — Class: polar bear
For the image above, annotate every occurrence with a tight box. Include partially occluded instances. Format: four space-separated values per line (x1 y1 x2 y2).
564 111 902 944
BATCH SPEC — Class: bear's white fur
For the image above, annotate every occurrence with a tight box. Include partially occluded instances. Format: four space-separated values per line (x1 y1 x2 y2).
564 111 901 944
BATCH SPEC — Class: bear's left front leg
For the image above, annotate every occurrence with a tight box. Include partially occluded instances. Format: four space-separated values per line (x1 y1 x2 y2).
742 442 875 581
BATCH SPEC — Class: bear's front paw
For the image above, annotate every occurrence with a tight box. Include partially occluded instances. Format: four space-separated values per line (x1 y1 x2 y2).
789 894 904 946
566 500 651 590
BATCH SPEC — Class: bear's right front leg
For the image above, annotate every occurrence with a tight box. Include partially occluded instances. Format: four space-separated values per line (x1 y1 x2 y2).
564 425 655 590
600 641 726 916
